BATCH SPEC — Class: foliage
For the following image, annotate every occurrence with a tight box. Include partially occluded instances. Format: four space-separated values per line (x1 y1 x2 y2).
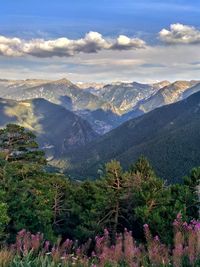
0 124 199 259
0 193 9 240
183 167 200 219
0 217 199 267
0 124 46 164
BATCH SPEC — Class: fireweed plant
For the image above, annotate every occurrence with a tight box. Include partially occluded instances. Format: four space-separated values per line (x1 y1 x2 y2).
0 215 198 267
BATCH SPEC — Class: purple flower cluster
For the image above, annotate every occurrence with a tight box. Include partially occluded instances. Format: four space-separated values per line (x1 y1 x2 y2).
7 215 200 266
15 229 43 255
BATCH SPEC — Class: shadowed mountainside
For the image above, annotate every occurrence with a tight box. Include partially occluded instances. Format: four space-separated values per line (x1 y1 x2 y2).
64 91 200 183
0 97 98 160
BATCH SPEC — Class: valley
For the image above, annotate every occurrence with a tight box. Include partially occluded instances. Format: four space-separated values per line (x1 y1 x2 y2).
0 77 200 182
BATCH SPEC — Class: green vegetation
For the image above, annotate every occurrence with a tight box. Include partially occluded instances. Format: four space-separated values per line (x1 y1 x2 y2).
0 124 199 266
0 218 199 266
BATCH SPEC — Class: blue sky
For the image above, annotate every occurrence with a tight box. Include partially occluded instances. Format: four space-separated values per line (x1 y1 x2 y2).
0 0 200 82
2 0 200 38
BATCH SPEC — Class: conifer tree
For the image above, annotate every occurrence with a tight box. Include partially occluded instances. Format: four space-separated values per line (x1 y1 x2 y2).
0 124 45 164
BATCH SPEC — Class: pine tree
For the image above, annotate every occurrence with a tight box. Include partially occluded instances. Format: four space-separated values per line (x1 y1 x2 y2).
0 124 45 164
96 160 131 242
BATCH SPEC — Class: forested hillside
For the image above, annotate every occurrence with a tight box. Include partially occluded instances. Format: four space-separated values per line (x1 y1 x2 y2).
0 124 199 266
65 91 200 182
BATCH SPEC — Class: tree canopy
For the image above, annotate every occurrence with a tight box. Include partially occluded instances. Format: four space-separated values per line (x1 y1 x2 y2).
0 124 199 245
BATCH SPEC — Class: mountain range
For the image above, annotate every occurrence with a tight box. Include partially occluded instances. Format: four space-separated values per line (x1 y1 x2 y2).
0 77 200 182
0 79 117 134
1 78 200 134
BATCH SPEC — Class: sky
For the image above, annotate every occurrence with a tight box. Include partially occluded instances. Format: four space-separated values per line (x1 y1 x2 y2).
1 0 200 83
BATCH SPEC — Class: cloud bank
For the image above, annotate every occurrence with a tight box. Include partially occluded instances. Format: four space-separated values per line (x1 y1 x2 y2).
1 23 200 82
0 32 146 58
1 23 200 58
159 23 200 44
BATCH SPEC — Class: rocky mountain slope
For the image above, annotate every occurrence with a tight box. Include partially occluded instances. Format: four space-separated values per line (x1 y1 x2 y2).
1 78 107 111
0 78 118 134
93 81 170 114
136 80 199 113
1 78 200 135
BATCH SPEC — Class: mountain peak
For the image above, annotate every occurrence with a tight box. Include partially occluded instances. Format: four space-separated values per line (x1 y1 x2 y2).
152 80 171 89
52 78 75 87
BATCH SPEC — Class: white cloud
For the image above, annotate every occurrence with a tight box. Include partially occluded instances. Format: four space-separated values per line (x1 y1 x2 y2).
0 32 146 58
159 23 200 44
110 35 146 50
1 23 200 82
0 36 23 56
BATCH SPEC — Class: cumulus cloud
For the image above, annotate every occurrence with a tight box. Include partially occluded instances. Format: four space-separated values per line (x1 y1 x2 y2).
110 35 146 50
0 32 146 58
159 23 200 44
0 36 23 56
